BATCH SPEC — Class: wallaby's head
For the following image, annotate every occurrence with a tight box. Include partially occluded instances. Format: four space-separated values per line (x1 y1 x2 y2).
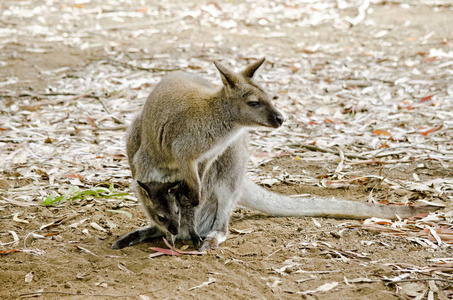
214 58 284 129
137 180 182 236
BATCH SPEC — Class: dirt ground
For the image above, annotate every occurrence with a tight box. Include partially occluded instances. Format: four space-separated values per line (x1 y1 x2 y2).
1 1 453 299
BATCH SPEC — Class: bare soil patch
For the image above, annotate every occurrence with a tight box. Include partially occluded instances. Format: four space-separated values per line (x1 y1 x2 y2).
1 1 452 299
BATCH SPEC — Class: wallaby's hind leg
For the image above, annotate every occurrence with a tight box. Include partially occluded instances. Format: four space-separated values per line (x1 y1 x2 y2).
198 182 242 251
111 226 165 249
197 136 248 251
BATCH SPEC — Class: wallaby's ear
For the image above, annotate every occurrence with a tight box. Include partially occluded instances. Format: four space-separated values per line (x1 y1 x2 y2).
137 181 153 205
214 60 239 88
241 57 265 78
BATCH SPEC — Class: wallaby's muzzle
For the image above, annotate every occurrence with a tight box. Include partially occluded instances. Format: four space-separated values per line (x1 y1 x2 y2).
269 111 284 128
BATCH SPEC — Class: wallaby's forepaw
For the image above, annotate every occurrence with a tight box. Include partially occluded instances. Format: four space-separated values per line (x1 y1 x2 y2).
191 234 204 249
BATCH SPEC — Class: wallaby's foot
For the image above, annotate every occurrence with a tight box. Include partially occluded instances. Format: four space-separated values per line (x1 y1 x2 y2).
111 226 164 249
200 231 227 251
200 237 218 251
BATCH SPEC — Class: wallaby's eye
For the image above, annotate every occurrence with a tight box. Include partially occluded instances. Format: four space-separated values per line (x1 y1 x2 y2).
247 101 261 108
157 215 166 223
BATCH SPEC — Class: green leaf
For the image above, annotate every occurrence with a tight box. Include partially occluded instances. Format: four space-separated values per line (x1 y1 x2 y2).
40 185 130 207
102 192 130 198
40 193 58 206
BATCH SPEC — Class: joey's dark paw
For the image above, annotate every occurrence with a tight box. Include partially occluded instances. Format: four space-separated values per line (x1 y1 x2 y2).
111 237 134 249
189 190 200 206
111 240 123 250
191 235 204 249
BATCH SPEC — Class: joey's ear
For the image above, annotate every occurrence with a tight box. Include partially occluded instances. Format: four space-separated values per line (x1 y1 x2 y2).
241 57 265 78
137 180 147 190
214 60 239 88
167 181 181 194
137 181 153 204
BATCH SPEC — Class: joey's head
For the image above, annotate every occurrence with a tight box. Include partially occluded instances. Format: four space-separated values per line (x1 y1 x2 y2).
137 180 182 236
214 58 284 129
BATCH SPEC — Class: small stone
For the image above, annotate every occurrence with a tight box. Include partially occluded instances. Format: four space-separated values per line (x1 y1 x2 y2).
330 231 341 238
393 188 410 196
284 267 294 274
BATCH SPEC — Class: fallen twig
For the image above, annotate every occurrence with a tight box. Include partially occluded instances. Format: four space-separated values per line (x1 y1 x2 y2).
345 0 370 26
349 159 412 165
383 277 453 284
288 143 368 160
188 278 216 291
19 290 155 298
105 58 181 72
334 147 345 174
20 94 98 110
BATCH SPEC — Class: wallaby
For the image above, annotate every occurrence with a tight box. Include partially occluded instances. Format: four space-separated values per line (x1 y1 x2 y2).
130 57 283 209
112 58 435 251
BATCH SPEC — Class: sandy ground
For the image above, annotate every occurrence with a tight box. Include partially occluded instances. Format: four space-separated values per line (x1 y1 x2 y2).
1 1 453 299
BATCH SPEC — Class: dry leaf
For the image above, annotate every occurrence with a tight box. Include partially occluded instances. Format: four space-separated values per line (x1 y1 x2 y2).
349 277 374 283
188 278 216 291
230 228 254 234
312 219 321 228
298 282 339 295
372 129 391 136
12 213 29 224
94 282 108 288
118 263 133 274
90 222 107 232
73 245 98 256
149 247 181 256
25 272 34 284
68 218 90 228
421 125 442 136
30 233 45 240
0 231 19 246
40 217 66 230
148 252 165 258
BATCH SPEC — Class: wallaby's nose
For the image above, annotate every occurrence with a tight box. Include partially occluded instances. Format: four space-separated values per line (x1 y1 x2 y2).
168 225 179 236
272 113 284 127
275 114 283 126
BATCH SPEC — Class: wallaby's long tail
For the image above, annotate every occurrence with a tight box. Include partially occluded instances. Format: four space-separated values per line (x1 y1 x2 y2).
238 179 436 219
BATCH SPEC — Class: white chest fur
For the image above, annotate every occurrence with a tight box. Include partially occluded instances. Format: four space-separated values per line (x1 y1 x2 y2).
197 127 245 164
